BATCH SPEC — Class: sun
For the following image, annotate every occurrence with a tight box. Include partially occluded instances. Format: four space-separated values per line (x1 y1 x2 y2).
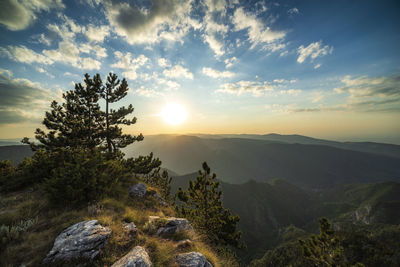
161 102 188 125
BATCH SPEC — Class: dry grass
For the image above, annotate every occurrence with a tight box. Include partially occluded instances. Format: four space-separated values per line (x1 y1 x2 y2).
0 185 238 267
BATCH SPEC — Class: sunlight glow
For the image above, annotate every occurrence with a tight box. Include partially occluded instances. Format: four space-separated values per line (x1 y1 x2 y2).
161 102 188 125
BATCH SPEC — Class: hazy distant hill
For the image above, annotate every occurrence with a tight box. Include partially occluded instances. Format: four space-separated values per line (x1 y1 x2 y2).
0 145 33 164
194 133 400 159
125 135 400 188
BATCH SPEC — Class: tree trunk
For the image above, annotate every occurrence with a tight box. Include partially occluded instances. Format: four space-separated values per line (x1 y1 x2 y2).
106 92 112 153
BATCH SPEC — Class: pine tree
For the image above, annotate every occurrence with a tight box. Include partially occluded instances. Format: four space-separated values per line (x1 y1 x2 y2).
100 73 143 155
176 162 242 247
299 218 351 266
23 74 103 151
125 152 161 175
23 73 143 154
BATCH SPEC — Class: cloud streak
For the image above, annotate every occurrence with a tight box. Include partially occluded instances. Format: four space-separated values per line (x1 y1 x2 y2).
297 41 333 63
0 71 60 124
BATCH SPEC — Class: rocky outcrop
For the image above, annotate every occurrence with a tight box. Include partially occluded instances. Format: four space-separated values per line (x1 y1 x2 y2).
111 246 152 267
351 204 374 224
148 216 193 237
129 183 147 198
123 222 138 236
43 220 111 264
176 252 213 267
129 184 167 206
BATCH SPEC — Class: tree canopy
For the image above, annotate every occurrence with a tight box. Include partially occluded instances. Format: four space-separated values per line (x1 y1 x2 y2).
23 73 143 155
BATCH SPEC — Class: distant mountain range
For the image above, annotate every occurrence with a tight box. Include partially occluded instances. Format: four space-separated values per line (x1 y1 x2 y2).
2 134 400 188
124 134 400 188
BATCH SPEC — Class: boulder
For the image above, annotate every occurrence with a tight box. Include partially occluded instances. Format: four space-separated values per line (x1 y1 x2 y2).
148 216 193 237
129 183 147 198
176 252 213 267
123 222 138 236
43 220 111 263
111 246 152 267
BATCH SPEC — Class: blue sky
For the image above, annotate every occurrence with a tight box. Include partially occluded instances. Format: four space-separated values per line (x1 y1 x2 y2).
0 0 399 143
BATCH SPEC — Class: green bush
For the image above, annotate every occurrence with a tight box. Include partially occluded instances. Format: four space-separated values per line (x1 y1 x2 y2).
0 158 35 192
42 148 125 207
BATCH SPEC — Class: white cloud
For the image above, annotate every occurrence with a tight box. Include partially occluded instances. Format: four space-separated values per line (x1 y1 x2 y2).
203 34 225 56
0 68 12 77
135 86 161 97
279 89 301 96
111 51 149 80
0 45 53 64
202 67 234 78
294 74 400 113
38 33 52 46
224 57 237 68
312 92 325 103
217 80 274 97
335 74 400 100
42 40 101 70
202 0 229 56
80 43 107 58
273 79 285 84
232 7 286 50
288 7 299 14
158 58 171 68
163 65 193 79
273 79 297 84
83 24 110 43
36 67 54 78
0 41 101 70
314 63 322 69
0 0 64 31
81 57 102 70
280 50 289 57
297 41 333 63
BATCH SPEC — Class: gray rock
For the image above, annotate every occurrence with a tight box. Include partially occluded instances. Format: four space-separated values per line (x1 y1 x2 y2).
43 220 111 263
129 183 147 198
148 216 193 237
111 246 152 267
176 252 213 267
123 222 138 236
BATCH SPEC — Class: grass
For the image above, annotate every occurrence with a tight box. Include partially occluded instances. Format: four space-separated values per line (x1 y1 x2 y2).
0 184 238 266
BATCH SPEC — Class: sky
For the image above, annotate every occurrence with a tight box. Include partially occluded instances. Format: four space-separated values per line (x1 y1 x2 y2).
0 0 400 143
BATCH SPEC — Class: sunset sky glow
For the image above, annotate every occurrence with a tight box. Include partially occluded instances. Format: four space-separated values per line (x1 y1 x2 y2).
0 0 399 143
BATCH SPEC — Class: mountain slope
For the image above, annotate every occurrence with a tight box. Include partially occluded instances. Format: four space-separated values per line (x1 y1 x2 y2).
171 173 400 263
125 135 400 188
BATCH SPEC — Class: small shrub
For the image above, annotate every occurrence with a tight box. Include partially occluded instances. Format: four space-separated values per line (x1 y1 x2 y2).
0 217 38 245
